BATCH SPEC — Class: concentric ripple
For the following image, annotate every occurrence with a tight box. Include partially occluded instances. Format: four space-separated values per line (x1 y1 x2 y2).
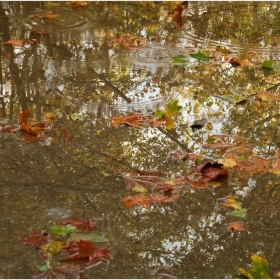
22 9 89 31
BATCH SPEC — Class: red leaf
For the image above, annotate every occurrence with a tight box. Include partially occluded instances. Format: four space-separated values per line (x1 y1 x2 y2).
61 240 112 267
22 232 52 248
58 219 97 232
1 125 17 132
20 133 47 143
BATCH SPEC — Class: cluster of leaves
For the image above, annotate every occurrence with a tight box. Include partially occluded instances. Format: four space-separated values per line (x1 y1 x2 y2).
109 100 182 130
171 45 276 70
1 108 54 143
22 218 111 279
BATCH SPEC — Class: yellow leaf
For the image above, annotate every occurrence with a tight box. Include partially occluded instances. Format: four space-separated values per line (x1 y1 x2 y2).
217 158 237 167
132 185 148 193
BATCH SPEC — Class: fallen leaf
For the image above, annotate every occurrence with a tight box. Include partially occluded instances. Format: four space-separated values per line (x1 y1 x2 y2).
202 142 236 149
50 225 77 236
216 45 232 55
227 221 247 232
229 208 247 218
185 176 209 189
37 11 60 19
71 1 89 8
238 253 270 279
262 59 275 70
234 156 271 174
113 36 146 50
268 158 280 174
61 240 112 267
109 113 148 129
217 158 237 167
23 232 52 248
20 133 47 143
40 241 66 260
2 39 39 47
58 219 97 232
189 51 209 61
257 92 280 102
121 193 180 210
218 196 242 210
168 150 189 161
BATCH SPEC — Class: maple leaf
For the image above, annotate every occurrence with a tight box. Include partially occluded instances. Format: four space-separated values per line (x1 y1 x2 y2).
33 264 83 279
18 108 52 134
23 232 53 249
238 253 270 279
61 240 112 267
58 219 97 232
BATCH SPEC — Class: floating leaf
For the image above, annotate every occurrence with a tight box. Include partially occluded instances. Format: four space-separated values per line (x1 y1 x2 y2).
262 59 275 70
234 156 271 174
217 158 237 167
23 232 53 248
61 240 112 267
50 225 77 236
171 54 188 66
40 241 66 260
229 208 247 218
189 51 209 61
218 195 242 210
67 232 109 243
238 253 270 279
257 91 280 101
58 219 97 232
216 45 232 54
132 185 148 193
37 11 60 19
227 221 247 232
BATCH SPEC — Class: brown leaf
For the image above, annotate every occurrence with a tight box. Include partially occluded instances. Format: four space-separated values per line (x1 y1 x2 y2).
20 133 47 143
185 176 209 189
167 150 189 161
234 156 271 174
258 91 280 101
58 219 97 232
71 1 89 9
121 193 180 210
201 142 237 149
37 11 60 19
109 113 148 129
227 221 247 232
268 158 280 175
23 232 53 248
61 240 112 267
2 39 39 47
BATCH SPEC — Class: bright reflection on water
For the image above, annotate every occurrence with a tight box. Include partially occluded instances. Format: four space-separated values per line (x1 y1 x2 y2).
0 1 280 279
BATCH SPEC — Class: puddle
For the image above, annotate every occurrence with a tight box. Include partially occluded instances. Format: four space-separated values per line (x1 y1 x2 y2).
0 1 280 279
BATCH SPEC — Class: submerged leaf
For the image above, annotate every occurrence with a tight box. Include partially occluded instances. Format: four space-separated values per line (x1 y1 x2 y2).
238 253 270 279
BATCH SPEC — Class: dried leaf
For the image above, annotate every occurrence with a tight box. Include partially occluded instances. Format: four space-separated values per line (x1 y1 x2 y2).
37 11 60 19
234 156 271 174
22 232 52 248
218 196 242 210
227 221 247 232
61 240 112 267
58 219 97 232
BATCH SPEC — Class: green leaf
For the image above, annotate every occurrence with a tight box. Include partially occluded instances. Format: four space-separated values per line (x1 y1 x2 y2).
229 208 247 218
216 45 232 55
196 158 205 164
165 100 182 117
171 54 188 66
50 225 77 236
238 254 270 279
155 108 166 118
262 60 275 70
206 136 216 143
67 232 109 243
189 51 209 61
38 265 49 271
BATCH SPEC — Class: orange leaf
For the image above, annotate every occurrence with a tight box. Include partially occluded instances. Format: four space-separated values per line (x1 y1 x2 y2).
234 156 271 174
38 11 60 19
227 221 247 232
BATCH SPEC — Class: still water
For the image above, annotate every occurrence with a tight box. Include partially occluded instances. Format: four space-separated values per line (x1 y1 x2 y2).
0 1 280 278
